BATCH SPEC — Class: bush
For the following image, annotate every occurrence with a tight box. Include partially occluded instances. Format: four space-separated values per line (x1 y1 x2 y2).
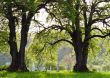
0 65 9 71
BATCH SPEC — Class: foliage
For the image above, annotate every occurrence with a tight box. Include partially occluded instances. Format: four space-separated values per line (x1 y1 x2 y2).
88 37 110 71
0 31 9 52
0 65 9 71
26 29 70 69
0 15 9 53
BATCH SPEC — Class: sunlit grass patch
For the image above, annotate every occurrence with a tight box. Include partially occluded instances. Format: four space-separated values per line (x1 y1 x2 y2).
0 71 110 78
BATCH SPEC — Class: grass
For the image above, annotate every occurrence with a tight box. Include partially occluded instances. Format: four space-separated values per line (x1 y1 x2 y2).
0 71 110 78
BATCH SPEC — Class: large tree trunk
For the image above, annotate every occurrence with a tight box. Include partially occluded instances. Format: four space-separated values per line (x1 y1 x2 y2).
72 30 85 72
72 30 89 72
18 11 33 71
73 45 83 71
72 39 89 72
18 12 29 71
81 25 91 72
72 0 89 72
6 6 18 71
7 18 18 71
72 30 90 72
18 29 29 71
18 38 28 71
81 41 89 72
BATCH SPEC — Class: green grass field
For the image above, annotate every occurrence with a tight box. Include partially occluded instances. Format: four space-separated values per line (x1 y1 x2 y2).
0 71 110 78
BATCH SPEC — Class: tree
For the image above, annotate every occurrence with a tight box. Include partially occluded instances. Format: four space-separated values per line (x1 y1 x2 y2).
46 0 110 72
0 0 53 71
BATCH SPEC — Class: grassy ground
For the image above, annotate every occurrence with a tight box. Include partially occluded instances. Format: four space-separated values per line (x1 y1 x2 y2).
0 71 110 78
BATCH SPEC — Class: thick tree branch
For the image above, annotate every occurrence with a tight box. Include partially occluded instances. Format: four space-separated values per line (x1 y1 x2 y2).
87 2 96 26
103 20 110 27
82 0 88 27
35 0 54 13
86 33 110 41
91 27 105 34
94 0 110 7
50 39 73 46
92 16 110 24
37 25 72 36
46 25 65 30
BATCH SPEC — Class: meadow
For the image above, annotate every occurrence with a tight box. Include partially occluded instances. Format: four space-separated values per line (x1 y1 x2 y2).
0 71 110 78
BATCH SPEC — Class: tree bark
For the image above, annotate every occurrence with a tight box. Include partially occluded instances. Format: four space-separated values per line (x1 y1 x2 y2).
81 24 91 72
72 39 89 72
72 30 89 72
18 28 29 71
17 11 28 71
6 6 18 71
72 30 86 72
81 41 89 72
18 11 33 71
